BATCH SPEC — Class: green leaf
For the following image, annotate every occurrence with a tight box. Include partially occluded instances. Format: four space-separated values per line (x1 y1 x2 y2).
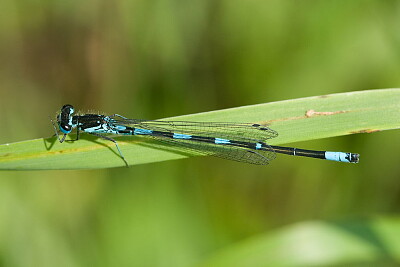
198 216 400 267
0 88 399 170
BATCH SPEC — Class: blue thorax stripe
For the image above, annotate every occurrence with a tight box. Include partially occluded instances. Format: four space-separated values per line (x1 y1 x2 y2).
115 125 127 131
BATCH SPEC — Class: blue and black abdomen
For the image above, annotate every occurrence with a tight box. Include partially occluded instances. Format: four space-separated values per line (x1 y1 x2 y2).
109 124 275 164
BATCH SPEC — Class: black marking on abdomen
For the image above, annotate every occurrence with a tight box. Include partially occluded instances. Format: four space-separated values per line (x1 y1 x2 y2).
118 126 269 151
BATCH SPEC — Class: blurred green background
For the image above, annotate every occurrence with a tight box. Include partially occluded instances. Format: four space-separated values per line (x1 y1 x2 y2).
1 0 400 266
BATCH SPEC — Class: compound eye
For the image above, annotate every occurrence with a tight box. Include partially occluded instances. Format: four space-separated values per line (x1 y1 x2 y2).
60 124 72 134
61 104 74 115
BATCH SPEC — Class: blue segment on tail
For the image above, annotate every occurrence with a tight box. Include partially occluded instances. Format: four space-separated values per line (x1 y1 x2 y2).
134 128 153 135
325 152 351 163
173 133 192 139
215 138 231 144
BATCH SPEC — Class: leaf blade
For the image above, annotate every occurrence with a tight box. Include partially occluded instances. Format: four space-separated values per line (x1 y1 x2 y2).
1 89 399 170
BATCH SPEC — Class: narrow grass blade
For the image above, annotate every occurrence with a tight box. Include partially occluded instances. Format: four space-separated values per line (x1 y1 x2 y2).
0 89 399 170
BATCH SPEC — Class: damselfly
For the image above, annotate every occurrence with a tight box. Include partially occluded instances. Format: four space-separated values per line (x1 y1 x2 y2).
52 104 359 166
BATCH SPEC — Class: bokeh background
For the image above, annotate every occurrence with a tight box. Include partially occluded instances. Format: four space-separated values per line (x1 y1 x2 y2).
1 1 400 266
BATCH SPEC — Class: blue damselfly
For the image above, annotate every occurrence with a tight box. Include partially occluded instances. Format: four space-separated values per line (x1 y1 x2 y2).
52 104 359 166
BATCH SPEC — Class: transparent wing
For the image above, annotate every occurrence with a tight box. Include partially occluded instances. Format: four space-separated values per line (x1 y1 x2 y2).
110 117 277 165
111 117 278 141
142 135 277 165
